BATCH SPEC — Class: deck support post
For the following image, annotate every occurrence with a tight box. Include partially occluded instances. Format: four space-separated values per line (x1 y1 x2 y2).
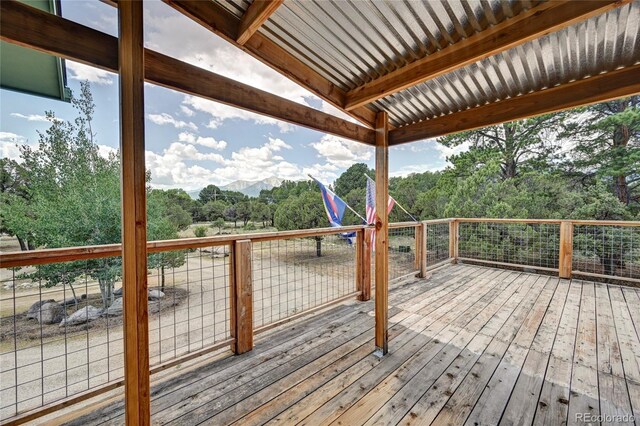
231 239 253 354
416 223 427 278
559 221 573 279
449 220 459 264
374 111 389 356
118 1 150 424
357 228 372 301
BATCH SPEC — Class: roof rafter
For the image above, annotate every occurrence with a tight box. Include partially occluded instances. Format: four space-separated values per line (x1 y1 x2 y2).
345 0 630 111
389 64 640 145
0 0 375 145
237 0 284 45
162 0 378 128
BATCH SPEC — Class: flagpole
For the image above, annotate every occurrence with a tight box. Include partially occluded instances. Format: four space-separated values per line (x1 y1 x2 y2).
364 173 418 222
308 174 367 223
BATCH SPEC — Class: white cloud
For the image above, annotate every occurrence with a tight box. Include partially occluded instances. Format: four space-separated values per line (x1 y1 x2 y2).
182 96 295 133
147 113 198 131
0 132 28 162
10 113 59 123
97 144 117 159
66 61 114 85
434 140 470 161
178 132 227 150
180 105 195 117
310 134 373 168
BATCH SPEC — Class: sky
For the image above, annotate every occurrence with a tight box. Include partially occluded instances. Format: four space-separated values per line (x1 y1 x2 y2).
0 0 466 191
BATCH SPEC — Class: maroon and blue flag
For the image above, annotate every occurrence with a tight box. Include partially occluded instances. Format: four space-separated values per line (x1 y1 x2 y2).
311 177 348 227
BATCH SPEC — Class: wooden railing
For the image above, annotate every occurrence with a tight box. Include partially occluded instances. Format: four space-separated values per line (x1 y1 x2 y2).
0 218 638 423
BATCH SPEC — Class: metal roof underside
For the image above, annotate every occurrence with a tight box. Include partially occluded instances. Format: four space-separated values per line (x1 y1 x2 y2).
215 0 640 129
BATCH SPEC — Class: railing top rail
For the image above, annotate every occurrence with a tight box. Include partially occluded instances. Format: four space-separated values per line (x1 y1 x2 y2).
455 218 563 224
2 218 638 269
389 221 421 228
571 220 640 226
422 218 454 224
0 225 367 268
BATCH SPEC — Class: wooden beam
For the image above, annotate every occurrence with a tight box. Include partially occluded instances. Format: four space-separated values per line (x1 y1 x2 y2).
345 0 628 110
0 0 375 145
390 64 640 145
118 1 150 424
230 240 253 354
162 0 377 128
374 111 389 356
237 0 283 45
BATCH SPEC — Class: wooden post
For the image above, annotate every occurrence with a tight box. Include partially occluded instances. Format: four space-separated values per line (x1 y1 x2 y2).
231 239 253 354
559 221 573 279
449 220 458 264
416 223 427 278
118 1 150 424
374 111 389 356
358 228 372 301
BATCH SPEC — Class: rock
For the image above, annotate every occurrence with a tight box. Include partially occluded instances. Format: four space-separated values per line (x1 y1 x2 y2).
60 305 103 327
36 302 65 325
105 297 123 316
211 245 230 258
26 300 56 319
114 287 123 297
148 289 165 301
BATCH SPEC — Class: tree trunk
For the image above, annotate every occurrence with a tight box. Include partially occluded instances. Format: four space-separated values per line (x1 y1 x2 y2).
17 237 27 251
615 175 630 205
160 264 165 292
612 99 631 205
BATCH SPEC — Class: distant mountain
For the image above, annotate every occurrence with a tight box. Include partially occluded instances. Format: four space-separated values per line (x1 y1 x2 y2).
238 177 285 197
187 177 285 199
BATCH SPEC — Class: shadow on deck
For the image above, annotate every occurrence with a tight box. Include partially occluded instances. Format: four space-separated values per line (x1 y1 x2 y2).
63 264 640 425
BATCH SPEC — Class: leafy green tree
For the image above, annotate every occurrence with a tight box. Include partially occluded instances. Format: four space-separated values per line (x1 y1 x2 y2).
202 200 227 221
334 163 372 197
1 82 183 308
559 96 640 207
250 201 271 227
198 184 222 204
224 205 239 227
274 191 326 256
236 200 252 226
439 115 561 180
211 218 225 233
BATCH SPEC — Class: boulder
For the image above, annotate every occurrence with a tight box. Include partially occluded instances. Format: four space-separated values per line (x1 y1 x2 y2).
105 297 123 316
26 300 56 319
36 302 65 325
60 305 103 327
148 289 165 301
114 287 123 297
211 245 230 258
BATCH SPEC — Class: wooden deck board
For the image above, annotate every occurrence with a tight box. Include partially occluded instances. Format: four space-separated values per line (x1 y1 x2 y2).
64 265 640 426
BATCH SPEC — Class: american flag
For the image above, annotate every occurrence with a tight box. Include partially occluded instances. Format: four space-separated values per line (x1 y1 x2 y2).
365 175 395 225
365 175 396 247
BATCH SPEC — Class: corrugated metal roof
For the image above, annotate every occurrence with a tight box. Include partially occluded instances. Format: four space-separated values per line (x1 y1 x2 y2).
375 1 640 127
212 0 640 128
260 0 533 92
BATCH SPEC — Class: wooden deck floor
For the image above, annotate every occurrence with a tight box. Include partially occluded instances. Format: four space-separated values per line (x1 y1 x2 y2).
68 264 640 425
